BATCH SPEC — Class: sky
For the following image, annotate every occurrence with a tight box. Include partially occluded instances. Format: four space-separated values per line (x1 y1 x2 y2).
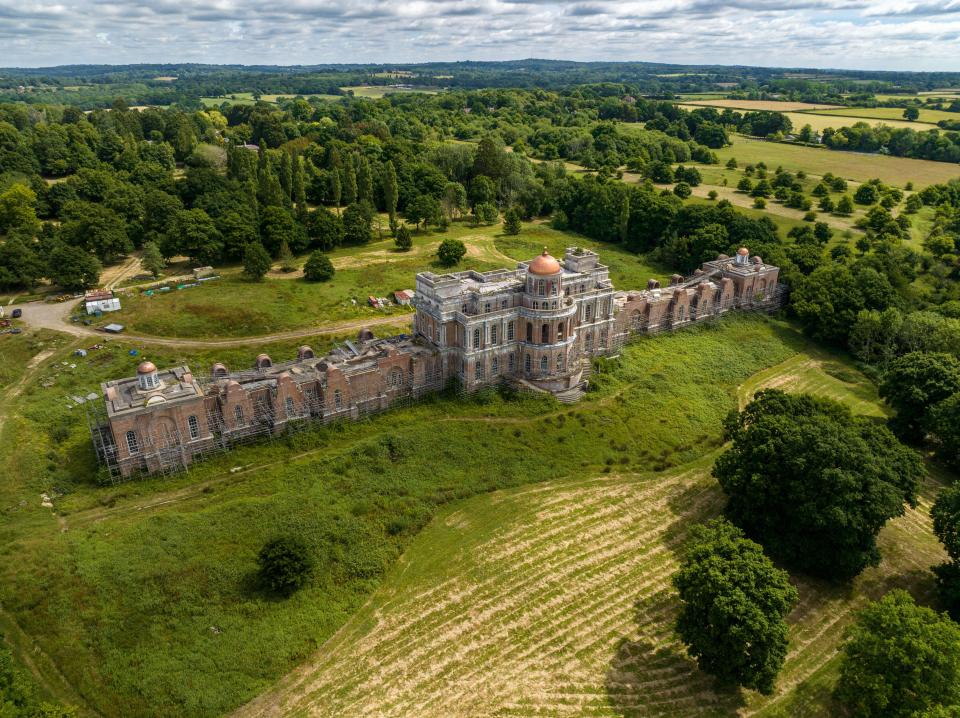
3 0 960 71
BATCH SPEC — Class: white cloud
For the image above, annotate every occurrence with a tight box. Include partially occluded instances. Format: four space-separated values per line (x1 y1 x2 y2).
1 0 959 70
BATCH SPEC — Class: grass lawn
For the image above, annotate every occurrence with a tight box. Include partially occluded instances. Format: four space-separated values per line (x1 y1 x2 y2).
235 339 948 718
714 136 960 188
1 314 813 718
95 222 670 340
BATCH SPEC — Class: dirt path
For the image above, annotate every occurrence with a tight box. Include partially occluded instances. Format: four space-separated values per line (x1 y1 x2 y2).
17 298 411 348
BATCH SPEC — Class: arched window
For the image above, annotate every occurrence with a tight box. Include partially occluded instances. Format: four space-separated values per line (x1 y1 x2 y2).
334 390 342 410
526 322 533 342
541 324 549 343
473 328 481 348
524 354 531 373
126 430 139 454
285 397 295 416
234 405 244 424
540 356 548 372
188 415 200 440
557 354 564 372
492 357 500 375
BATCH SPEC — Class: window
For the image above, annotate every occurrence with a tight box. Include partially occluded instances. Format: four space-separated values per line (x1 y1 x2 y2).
473 328 481 348
538 279 545 296
188 415 200 440
603 300 610 316
677 305 685 321
389 369 403 387
126 430 139 454
491 325 498 345
585 333 594 352
484 302 491 313
558 323 565 340
526 322 533 342
462 303 468 313
234 405 244 424
492 357 500 375
509 354 515 372
600 329 608 347
585 304 593 321
541 324 549 343
551 281 558 296
507 322 515 341
286 397 295 416
475 361 485 380
557 355 564 372
501 299 508 309
334 389 342 410
540 356 548 372
524 354 531 373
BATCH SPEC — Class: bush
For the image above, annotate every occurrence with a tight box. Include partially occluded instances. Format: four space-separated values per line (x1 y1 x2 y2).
303 251 335 282
503 206 522 235
257 536 314 595
394 223 413 251
673 182 692 199
437 238 466 266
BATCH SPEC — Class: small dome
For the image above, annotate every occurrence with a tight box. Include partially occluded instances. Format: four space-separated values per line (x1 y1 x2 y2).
752 256 763 264
717 253 729 260
737 247 750 256
528 248 561 276
358 328 375 342
137 361 157 374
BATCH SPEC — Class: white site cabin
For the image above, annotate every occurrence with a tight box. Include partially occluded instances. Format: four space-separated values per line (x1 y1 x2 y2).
85 290 121 315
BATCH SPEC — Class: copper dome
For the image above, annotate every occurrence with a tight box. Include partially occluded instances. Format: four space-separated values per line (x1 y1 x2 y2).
528 248 561 275
737 247 750 256
137 361 157 374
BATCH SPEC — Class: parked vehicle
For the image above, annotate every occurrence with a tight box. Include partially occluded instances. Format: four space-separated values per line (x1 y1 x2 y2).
11 308 21 318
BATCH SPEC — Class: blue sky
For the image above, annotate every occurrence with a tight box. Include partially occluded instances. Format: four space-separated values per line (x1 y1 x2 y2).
3 1 960 71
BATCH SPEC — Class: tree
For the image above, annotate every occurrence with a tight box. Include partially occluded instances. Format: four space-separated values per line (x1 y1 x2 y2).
259 206 296 257
834 590 960 718
737 177 753 193
394 223 413 251
306 207 343 251
303 251 335 282
437 238 466 267
753 197 767 209
441 182 468 221
166 208 222 265
503 206 522 235
473 202 498 225
468 175 497 208
836 195 854 215
673 181 692 199
47 242 100 291
855 183 880 205
383 160 399 231
903 106 921 121
0 183 41 236
60 201 132 264
141 240 165 278
406 195 442 231
880 352 960 442
342 202 373 244
242 242 272 281
673 519 798 694
257 536 314 595
0 236 45 290
932 396 960 473
932 485 960 618
714 390 922 580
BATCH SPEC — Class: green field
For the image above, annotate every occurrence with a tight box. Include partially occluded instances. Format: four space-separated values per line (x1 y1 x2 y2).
234 348 946 718
1 314 818 718
341 85 439 99
785 110 931 132
98 221 669 339
715 135 960 188
812 106 958 124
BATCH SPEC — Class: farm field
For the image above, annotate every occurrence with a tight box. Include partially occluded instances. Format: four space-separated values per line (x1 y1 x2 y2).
199 92 341 107
813 106 958 124
94 222 669 339
235 349 946 718
0 314 809 718
678 99 841 111
676 104 933 131
713 135 960 187
341 85 439 98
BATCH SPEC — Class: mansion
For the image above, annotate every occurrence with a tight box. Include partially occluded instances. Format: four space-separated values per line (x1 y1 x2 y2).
89 247 782 479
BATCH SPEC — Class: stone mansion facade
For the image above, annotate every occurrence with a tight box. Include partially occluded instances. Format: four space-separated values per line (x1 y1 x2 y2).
89 247 782 479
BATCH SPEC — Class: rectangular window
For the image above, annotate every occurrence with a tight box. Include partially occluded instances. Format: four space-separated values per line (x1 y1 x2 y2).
509 354 515 371
188 415 200 440
507 322 515 341
286 397 295 416
491 325 498 345
484 302 491 313
126 431 139 454
234 405 244 424
473 328 481 348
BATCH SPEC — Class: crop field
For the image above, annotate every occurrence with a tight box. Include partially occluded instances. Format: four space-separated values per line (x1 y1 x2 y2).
236 349 946 718
679 99 842 112
813 106 958 124
714 135 960 188
0 314 813 718
98 221 669 339
783 111 931 132
341 85 439 98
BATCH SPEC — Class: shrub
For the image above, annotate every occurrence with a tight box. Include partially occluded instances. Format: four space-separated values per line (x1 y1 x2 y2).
303 251 335 282
257 536 314 595
242 242 272 281
437 238 467 266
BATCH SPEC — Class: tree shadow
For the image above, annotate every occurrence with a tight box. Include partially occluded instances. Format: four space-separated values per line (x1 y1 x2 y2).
605 594 746 718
